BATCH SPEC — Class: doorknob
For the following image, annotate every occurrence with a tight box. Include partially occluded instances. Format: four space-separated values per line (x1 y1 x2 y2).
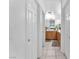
28 39 31 42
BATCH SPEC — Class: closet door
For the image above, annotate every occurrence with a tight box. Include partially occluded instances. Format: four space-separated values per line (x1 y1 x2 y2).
25 0 38 59
25 8 37 59
25 9 33 59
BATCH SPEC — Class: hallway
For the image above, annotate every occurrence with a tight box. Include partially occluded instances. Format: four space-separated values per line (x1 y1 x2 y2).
42 41 66 59
9 0 70 59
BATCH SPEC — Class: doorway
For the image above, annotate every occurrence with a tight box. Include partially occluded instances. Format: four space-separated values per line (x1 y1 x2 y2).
45 12 61 47
41 11 62 59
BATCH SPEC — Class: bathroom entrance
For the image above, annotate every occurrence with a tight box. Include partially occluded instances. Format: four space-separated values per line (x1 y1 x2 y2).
44 11 61 47
41 10 62 59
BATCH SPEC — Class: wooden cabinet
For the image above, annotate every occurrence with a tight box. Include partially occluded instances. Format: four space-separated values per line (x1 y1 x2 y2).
46 31 56 40
46 31 61 40
57 32 61 40
46 31 61 46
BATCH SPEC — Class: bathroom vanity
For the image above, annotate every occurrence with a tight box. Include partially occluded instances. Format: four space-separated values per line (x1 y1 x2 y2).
45 28 61 46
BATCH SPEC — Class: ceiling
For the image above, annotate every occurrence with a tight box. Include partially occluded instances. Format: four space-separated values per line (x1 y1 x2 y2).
62 0 69 8
36 0 61 20
36 0 69 20
37 0 61 12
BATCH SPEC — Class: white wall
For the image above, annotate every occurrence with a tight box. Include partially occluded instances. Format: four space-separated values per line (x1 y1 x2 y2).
61 8 65 53
9 0 26 59
61 1 70 59
64 19 70 59
37 3 45 58
37 3 40 58
64 3 70 59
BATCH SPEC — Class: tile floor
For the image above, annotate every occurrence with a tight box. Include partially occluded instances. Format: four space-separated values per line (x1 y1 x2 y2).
41 41 66 59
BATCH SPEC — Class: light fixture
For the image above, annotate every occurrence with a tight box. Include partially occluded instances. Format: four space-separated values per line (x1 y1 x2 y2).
45 11 55 20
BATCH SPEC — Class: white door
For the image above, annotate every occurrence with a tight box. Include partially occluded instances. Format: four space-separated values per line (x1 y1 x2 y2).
25 8 37 59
